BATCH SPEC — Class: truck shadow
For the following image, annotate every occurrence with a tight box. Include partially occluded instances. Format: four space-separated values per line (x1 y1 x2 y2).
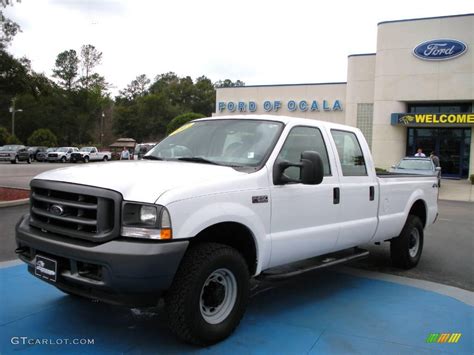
14 269 365 353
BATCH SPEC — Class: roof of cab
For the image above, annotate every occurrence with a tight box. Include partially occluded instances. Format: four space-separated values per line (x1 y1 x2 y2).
194 115 357 132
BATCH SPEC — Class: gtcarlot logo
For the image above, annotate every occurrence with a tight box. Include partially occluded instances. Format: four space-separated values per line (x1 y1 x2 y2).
11 336 95 346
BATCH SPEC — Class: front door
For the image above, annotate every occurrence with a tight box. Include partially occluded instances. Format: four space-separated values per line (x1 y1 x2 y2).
269 125 341 268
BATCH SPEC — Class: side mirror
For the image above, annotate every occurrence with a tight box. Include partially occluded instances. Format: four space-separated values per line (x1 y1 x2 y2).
273 151 324 185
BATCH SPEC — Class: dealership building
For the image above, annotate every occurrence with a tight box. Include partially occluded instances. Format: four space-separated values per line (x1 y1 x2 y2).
214 13 474 178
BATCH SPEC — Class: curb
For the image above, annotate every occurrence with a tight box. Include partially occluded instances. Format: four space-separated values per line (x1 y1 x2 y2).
0 186 30 208
0 198 29 208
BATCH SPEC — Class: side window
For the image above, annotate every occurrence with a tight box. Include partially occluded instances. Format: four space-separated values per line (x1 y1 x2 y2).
331 130 367 176
91 148 97 153
277 126 331 180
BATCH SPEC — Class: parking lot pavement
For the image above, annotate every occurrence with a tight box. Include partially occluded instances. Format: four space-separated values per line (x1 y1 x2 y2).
0 265 472 354
0 161 79 189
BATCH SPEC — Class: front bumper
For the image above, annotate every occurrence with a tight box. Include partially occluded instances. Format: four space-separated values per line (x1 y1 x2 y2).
16 214 188 306
0 155 14 161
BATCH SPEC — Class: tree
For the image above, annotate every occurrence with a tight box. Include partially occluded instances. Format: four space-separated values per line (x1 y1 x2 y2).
80 44 103 90
27 128 57 147
53 50 79 90
166 112 205 135
118 74 150 101
214 79 245 88
0 0 20 50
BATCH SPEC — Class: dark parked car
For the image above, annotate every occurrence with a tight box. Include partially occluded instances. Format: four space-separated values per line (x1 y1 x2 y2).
0 145 32 164
27 146 48 161
390 157 441 187
36 147 57 162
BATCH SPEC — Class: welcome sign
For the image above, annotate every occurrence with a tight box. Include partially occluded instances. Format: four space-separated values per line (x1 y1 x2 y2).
391 113 474 126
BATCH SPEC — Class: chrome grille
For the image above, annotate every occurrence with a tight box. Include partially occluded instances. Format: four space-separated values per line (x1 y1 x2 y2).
29 180 122 242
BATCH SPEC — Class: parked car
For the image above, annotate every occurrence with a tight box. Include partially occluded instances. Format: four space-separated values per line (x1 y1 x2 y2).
133 143 157 160
47 147 79 163
70 147 112 163
390 157 441 187
36 147 57 162
0 145 32 164
16 116 438 345
27 146 48 161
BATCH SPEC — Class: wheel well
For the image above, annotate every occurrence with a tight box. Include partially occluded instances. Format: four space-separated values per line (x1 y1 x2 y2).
190 222 257 275
409 200 427 227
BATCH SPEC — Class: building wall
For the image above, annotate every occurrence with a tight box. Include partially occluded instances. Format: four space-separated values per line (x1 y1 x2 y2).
214 14 474 176
215 83 346 124
371 15 474 171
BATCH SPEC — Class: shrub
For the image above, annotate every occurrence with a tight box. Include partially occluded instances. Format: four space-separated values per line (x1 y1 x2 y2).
27 129 58 147
0 126 9 145
470 174 474 185
166 112 205 135
6 134 22 144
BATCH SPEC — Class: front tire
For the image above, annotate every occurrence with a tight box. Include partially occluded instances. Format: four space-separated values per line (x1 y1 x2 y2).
165 243 249 346
103 156 108 161
84 156 89 163
390 215 424 269
27 156 31 164
61 156 66 163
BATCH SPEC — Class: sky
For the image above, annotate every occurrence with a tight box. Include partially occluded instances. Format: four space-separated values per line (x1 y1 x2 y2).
4 0 474 95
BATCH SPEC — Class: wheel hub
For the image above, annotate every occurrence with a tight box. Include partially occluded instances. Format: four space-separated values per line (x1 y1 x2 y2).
408 228 420 258
199 268 237 324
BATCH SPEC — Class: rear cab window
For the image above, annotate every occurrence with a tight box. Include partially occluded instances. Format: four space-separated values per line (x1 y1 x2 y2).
330 129 367 176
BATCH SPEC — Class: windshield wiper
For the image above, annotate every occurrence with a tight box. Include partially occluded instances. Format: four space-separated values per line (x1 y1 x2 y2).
142 156 163 160
176 157 221 165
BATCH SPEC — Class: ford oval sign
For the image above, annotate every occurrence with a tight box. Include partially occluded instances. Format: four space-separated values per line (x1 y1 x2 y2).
413 39 467 61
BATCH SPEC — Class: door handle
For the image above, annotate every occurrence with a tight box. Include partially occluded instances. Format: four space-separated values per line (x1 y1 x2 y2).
333 187 340 204
369 186 375 201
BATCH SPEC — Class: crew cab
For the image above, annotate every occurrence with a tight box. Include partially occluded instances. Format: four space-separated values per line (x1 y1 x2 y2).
0 145 32 164
70 147 112 163
47 147 79 163
16 116 438 345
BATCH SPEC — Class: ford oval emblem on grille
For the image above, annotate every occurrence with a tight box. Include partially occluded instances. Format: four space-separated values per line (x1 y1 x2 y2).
50 204 64 216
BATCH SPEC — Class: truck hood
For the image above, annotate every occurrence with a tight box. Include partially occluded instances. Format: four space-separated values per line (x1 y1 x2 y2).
33 161 246 203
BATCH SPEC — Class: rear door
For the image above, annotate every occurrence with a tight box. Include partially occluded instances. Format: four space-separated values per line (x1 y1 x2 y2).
269 124 341 267
329 129 378 249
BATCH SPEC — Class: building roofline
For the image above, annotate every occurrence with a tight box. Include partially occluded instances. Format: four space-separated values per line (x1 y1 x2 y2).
378 13 473 26
348 53 376 58
217 82 347 89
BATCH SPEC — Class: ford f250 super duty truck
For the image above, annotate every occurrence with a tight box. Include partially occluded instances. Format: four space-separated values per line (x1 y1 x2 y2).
16 115 438 345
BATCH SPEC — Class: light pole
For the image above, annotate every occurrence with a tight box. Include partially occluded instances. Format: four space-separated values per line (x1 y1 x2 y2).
9 98 23 137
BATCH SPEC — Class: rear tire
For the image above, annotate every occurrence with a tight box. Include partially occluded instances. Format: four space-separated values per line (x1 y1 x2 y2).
11 156 18 164
84 156 89 163
27 157 31 164
165 243 249 346
61 156 66 163
390 215 423 269
103 156 108 161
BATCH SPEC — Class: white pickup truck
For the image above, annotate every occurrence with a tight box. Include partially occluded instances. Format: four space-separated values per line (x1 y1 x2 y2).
16 115 438 345
70 146 112 163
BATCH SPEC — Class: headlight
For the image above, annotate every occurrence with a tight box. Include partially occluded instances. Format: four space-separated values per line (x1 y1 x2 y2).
121 202 172 240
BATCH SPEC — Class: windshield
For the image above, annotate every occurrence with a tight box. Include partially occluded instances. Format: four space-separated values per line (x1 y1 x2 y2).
80 147 92 152
46 148 56 152
146 119 283 168
398 159 433 170
57 147 69 152
2 145 22 151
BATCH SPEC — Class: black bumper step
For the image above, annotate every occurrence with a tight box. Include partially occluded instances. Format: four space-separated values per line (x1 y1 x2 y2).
259 247 369 280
